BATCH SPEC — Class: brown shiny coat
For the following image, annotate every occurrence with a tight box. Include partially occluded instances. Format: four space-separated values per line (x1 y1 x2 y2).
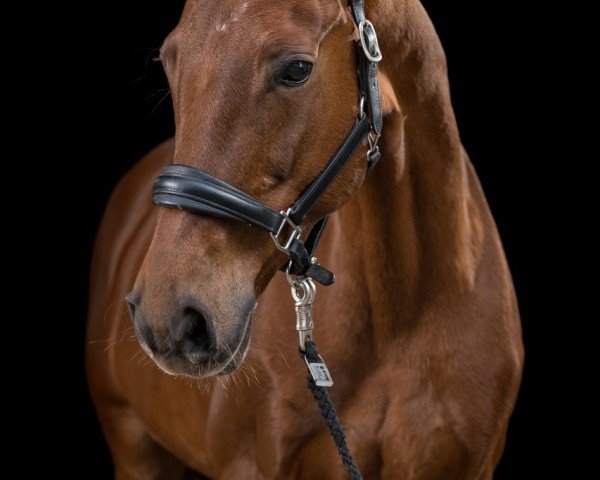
86 1 523 478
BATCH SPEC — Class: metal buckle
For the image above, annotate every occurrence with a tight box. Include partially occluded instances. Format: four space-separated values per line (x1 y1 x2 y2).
270 208 301 254
367 131 381 153
291 277 316 351
358 19 382 63
359 95 366 119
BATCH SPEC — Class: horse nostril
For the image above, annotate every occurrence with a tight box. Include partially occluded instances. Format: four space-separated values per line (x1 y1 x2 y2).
125 293 137 321
183 306 214 355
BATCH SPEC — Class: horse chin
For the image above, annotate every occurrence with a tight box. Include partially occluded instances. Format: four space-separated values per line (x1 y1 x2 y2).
216 325 252 376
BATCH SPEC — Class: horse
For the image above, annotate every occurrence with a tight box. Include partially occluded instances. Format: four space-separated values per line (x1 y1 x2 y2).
86 0 524 478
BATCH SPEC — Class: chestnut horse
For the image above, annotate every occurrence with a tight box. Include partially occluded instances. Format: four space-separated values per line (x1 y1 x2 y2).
86 0 523 478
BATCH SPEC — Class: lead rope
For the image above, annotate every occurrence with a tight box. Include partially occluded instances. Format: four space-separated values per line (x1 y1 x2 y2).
301 340 364 480
289 272 364 480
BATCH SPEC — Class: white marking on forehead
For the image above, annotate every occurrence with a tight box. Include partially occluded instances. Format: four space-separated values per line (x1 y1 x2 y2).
214 0 250 33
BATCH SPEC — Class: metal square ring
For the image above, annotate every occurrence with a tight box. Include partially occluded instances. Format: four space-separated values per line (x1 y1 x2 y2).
270 209 301 254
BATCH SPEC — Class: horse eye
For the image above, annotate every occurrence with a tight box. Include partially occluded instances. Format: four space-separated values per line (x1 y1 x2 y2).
279 61 313 86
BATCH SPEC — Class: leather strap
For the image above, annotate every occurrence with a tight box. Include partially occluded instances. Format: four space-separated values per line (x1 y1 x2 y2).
304 216 329 256
287 239 335 286
280 216 334 284
349 0 367 23
357 49 383 136
287 116 371 225
153 165 283 234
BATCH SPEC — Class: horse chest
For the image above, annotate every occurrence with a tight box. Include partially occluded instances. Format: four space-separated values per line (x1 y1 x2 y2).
190 368 467 479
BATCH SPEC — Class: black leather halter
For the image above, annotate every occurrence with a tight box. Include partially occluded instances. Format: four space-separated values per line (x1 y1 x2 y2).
153 0 383 286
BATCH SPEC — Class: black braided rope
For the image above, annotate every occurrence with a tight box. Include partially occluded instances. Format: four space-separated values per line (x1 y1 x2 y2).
301 339 364 480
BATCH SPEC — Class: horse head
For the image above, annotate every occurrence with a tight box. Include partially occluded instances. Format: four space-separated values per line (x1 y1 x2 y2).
127 0 374 377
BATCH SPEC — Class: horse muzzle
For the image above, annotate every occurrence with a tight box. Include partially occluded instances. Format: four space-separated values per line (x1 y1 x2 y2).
126 291 255 377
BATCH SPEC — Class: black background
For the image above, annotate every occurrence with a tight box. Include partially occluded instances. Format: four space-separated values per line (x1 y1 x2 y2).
44 0 566 477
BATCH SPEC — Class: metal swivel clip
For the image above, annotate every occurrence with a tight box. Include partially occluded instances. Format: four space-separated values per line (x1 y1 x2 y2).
287 261 334 387
286 263 317 351
291 277 316 352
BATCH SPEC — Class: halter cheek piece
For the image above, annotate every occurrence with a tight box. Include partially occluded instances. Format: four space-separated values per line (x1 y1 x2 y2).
152 0 383 288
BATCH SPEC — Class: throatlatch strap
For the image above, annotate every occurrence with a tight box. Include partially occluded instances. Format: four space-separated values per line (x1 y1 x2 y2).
304 216 330 254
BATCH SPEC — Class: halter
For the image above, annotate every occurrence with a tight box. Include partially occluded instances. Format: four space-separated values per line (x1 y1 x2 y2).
151 3 382 477
152 0 383 288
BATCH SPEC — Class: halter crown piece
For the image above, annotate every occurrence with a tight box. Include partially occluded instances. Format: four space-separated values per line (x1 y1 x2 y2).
152 2 381 478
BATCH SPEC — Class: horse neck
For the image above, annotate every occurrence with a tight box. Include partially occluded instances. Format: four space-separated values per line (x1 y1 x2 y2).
327 0 481 338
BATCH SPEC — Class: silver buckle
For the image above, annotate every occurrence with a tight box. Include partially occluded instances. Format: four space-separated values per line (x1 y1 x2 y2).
359 95 366 119
367 131 381 153
358 19 383 63
270 208 301 254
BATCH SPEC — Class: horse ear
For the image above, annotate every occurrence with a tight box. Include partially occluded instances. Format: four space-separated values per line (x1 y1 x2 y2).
316 1 350 46
344 6 360 41
378 70 401 117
